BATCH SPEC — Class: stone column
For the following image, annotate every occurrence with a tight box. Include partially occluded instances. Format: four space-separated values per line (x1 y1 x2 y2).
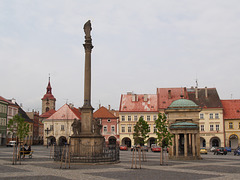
184 133 187 157
171 135 175 157
83 20 94 108
175 134 179 157
80 20 94 135
192 134 195 157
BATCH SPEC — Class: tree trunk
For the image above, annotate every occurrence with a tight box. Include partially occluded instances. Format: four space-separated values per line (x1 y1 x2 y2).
160 146 163 165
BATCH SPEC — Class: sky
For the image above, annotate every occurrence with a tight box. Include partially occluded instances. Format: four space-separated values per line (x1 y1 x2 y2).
1 0 240 113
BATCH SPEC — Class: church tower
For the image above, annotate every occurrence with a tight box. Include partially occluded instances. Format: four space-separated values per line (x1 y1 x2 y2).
41 77 56 114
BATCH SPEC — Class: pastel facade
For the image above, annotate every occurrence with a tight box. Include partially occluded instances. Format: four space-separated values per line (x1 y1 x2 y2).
188 87 224 149
222 100 240 149
43 104 81 145
119 93 158 147
93 106 119 145
0 96 8 145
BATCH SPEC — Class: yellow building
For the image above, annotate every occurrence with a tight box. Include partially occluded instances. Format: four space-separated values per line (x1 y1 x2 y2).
188 87 224 149
119 93 158 147
222 100 240 149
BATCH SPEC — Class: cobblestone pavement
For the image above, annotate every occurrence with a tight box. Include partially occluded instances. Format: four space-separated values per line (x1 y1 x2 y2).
0 146 240 180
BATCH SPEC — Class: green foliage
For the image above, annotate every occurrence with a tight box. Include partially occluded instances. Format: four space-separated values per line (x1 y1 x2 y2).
133 116 150 145
8 114 29 141
155 113 173 148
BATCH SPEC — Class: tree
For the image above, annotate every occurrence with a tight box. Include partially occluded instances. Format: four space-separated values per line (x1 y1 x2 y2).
155 113 173 165
133 116 150 162
133 116 150 146
8 114 29 143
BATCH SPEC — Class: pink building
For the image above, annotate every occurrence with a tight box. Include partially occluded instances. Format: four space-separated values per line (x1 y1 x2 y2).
93 106 119 146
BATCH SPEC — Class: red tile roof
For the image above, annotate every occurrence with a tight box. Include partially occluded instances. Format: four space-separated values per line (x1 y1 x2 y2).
93 106 117 119
222 100 240 119
40 109 56 118
119 94 158 112
0 96 18 107
157 88 184 109
47 104 81 120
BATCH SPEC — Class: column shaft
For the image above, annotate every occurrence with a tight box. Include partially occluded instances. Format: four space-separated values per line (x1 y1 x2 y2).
184 133 187 157
175 134 179 157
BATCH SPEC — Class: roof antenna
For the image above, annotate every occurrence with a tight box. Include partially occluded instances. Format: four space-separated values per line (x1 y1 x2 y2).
231 94 233 99
195 74 198 88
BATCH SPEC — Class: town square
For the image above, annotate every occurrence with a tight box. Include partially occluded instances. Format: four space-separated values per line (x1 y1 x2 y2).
1 1 240 179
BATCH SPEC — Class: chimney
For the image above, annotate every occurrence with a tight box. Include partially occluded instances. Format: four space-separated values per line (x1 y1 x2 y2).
184 87 187 98
195 87 198 99
144 94 148 102
205 87 208 98
11 98 16 104
108 105 111 110
168 90 172 99
132 94 136 102
99 104 101 109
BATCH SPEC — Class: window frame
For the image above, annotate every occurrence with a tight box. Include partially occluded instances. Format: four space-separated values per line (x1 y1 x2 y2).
210 124 214 131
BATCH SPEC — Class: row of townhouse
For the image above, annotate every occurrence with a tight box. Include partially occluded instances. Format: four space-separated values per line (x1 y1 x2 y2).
118 87 240 150
0 96 43 146
40 80 240 150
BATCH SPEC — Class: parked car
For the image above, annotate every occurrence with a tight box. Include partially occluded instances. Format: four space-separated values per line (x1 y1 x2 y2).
234 148 240 156
131 145 137 151
151 146 161 152
119 145 128 151
6 141 16 147
200 148 208 154
141 145 148 152
225 147 231 152
213 147 227 155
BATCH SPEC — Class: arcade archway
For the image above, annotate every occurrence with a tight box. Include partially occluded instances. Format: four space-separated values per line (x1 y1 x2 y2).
122 137 131 147
108 136 117 145
58 136 67 146
229 134 238 149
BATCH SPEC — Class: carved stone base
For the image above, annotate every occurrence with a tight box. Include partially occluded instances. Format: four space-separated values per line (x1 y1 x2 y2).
70 135 105 157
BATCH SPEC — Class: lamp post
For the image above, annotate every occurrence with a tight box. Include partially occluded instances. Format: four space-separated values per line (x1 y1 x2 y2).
45 128 51 148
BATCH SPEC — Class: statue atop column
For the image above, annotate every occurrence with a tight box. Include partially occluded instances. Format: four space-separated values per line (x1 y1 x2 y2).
84 20 92 42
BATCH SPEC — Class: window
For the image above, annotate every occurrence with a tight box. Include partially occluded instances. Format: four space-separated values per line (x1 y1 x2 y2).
128 126 131 133
210 125 214 131
200 113 204 119
50 125 54 130
209 113 213 119
153 115 157 120
200 125 204 131
147 116 150 121
104 126 107 132
148 125 151 132
229 122 233 129
216 124 219 131
121 116 125 121
128 116 131 121
61 125 64 131
134 115 138 121
239 122 240 129
107 119 111 122
111 126 115 132
121 126 125 133
153 125 157 133
215 113 219 119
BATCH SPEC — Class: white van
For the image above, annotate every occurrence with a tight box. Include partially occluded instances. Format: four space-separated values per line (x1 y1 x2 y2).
6 141 16 147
